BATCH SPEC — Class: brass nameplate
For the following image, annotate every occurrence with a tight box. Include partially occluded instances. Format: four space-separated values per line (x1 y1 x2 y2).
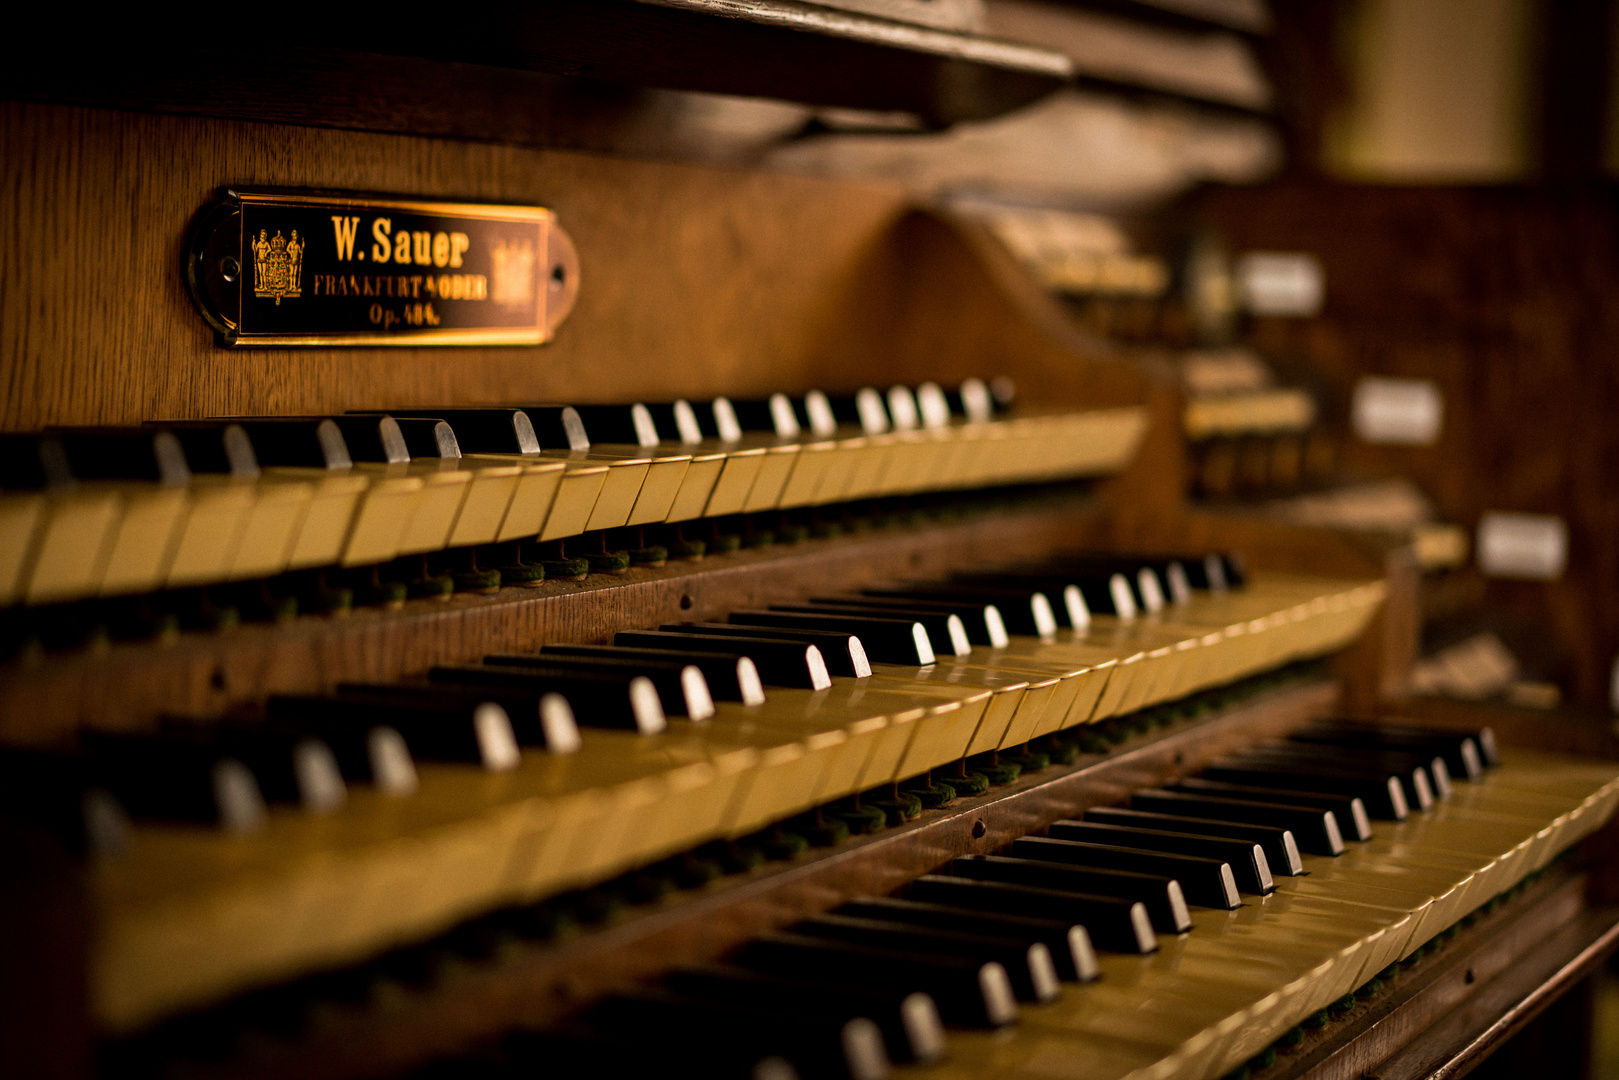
185 189 579 347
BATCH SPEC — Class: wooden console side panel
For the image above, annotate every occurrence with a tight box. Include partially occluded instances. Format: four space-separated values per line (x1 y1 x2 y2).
0 102 1149 430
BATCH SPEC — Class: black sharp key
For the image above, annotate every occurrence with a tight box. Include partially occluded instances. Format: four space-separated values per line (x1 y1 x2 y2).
1015 557 1175 612
1232 745 1441 808
1047 820 1273 894
280 684 578 761
475 654 715 720
0 433 73 489
515 404 591 451
726 394 801 437
664 623 869 678
426 665 666 733
159 422 260 477
567 404 661 448
52 427 192 484
810 595 1009 648
665 964 946 1065
860 585 1056 638
620 629 831 689
836 896 1098 982
161 718 347 812
729 610 933 665
949 854 1190 933
771 603 971 657
388 417 461 460
327 415 410 464
1011 836 1240 909
697 397 743 442
643 400 705 445
1169 777 1373 841
1083 806 1304 876
1136 788 1350 854
824 389 891 435
949 572 1092 627
587 989 885 1080
1279 742 1454 799
944 378 995 423
534 644 766 704
1202 762 1409 821
1294 722 1487 780
264 695 430 791
202 417 353 469
0 747 128 856
79 730 266 831
794 913 1059 1003
907 876 1155 954
734 932 1018 1028
378 408 539 455
298 687 530 769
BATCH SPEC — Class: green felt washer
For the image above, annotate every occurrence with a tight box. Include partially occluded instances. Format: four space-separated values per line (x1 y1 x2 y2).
718 841 765 872
407 574 456 599
497 564 546 586
762 831 811 860
903 783 956 809
630 546 668 567
1277 1026 1305 1048
709 533 742 553
868 796 921 826
538 558 589 581
832 806 887 835
361 579 409 606
742 530 775 548
810 522 842 539
939 771 991 797
1248 1046 1276 1069
586 550 632 574
1302 1010 1330 1030
668 539 707 560
451 569 502 594
777 524 809 544
302 585 354 614
981 762 1022 785
1001 751 1050 773
1046 739 1081 766
804 817 855 846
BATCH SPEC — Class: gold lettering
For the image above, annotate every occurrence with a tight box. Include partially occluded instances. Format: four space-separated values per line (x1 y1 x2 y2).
424 276 437 297
412 231 432 266
372 218 392 263
449 232 469 268
331 216 361 261
347 275 361 296
411 276 422 298
363 277 376 297
432 232 450 268
472 274 487 300
394 231 410 265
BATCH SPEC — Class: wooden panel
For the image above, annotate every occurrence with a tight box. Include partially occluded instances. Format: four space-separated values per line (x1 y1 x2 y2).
1196 180 1619 710
0 102 1144 432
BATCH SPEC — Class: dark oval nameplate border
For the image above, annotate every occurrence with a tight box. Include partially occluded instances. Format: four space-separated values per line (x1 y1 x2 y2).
185 188 579 347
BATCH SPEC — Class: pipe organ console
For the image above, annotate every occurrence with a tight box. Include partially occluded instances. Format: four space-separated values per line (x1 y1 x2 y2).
4 5 1618 1080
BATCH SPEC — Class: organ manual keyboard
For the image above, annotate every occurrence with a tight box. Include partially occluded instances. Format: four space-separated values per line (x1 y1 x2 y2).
5 10 1619 1080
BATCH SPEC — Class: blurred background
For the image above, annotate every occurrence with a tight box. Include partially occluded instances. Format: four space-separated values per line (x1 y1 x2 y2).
565 3 1619 1066
571 0 1618 727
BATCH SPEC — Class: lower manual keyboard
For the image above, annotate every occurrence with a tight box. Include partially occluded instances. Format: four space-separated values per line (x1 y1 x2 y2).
407 737 1619 1080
